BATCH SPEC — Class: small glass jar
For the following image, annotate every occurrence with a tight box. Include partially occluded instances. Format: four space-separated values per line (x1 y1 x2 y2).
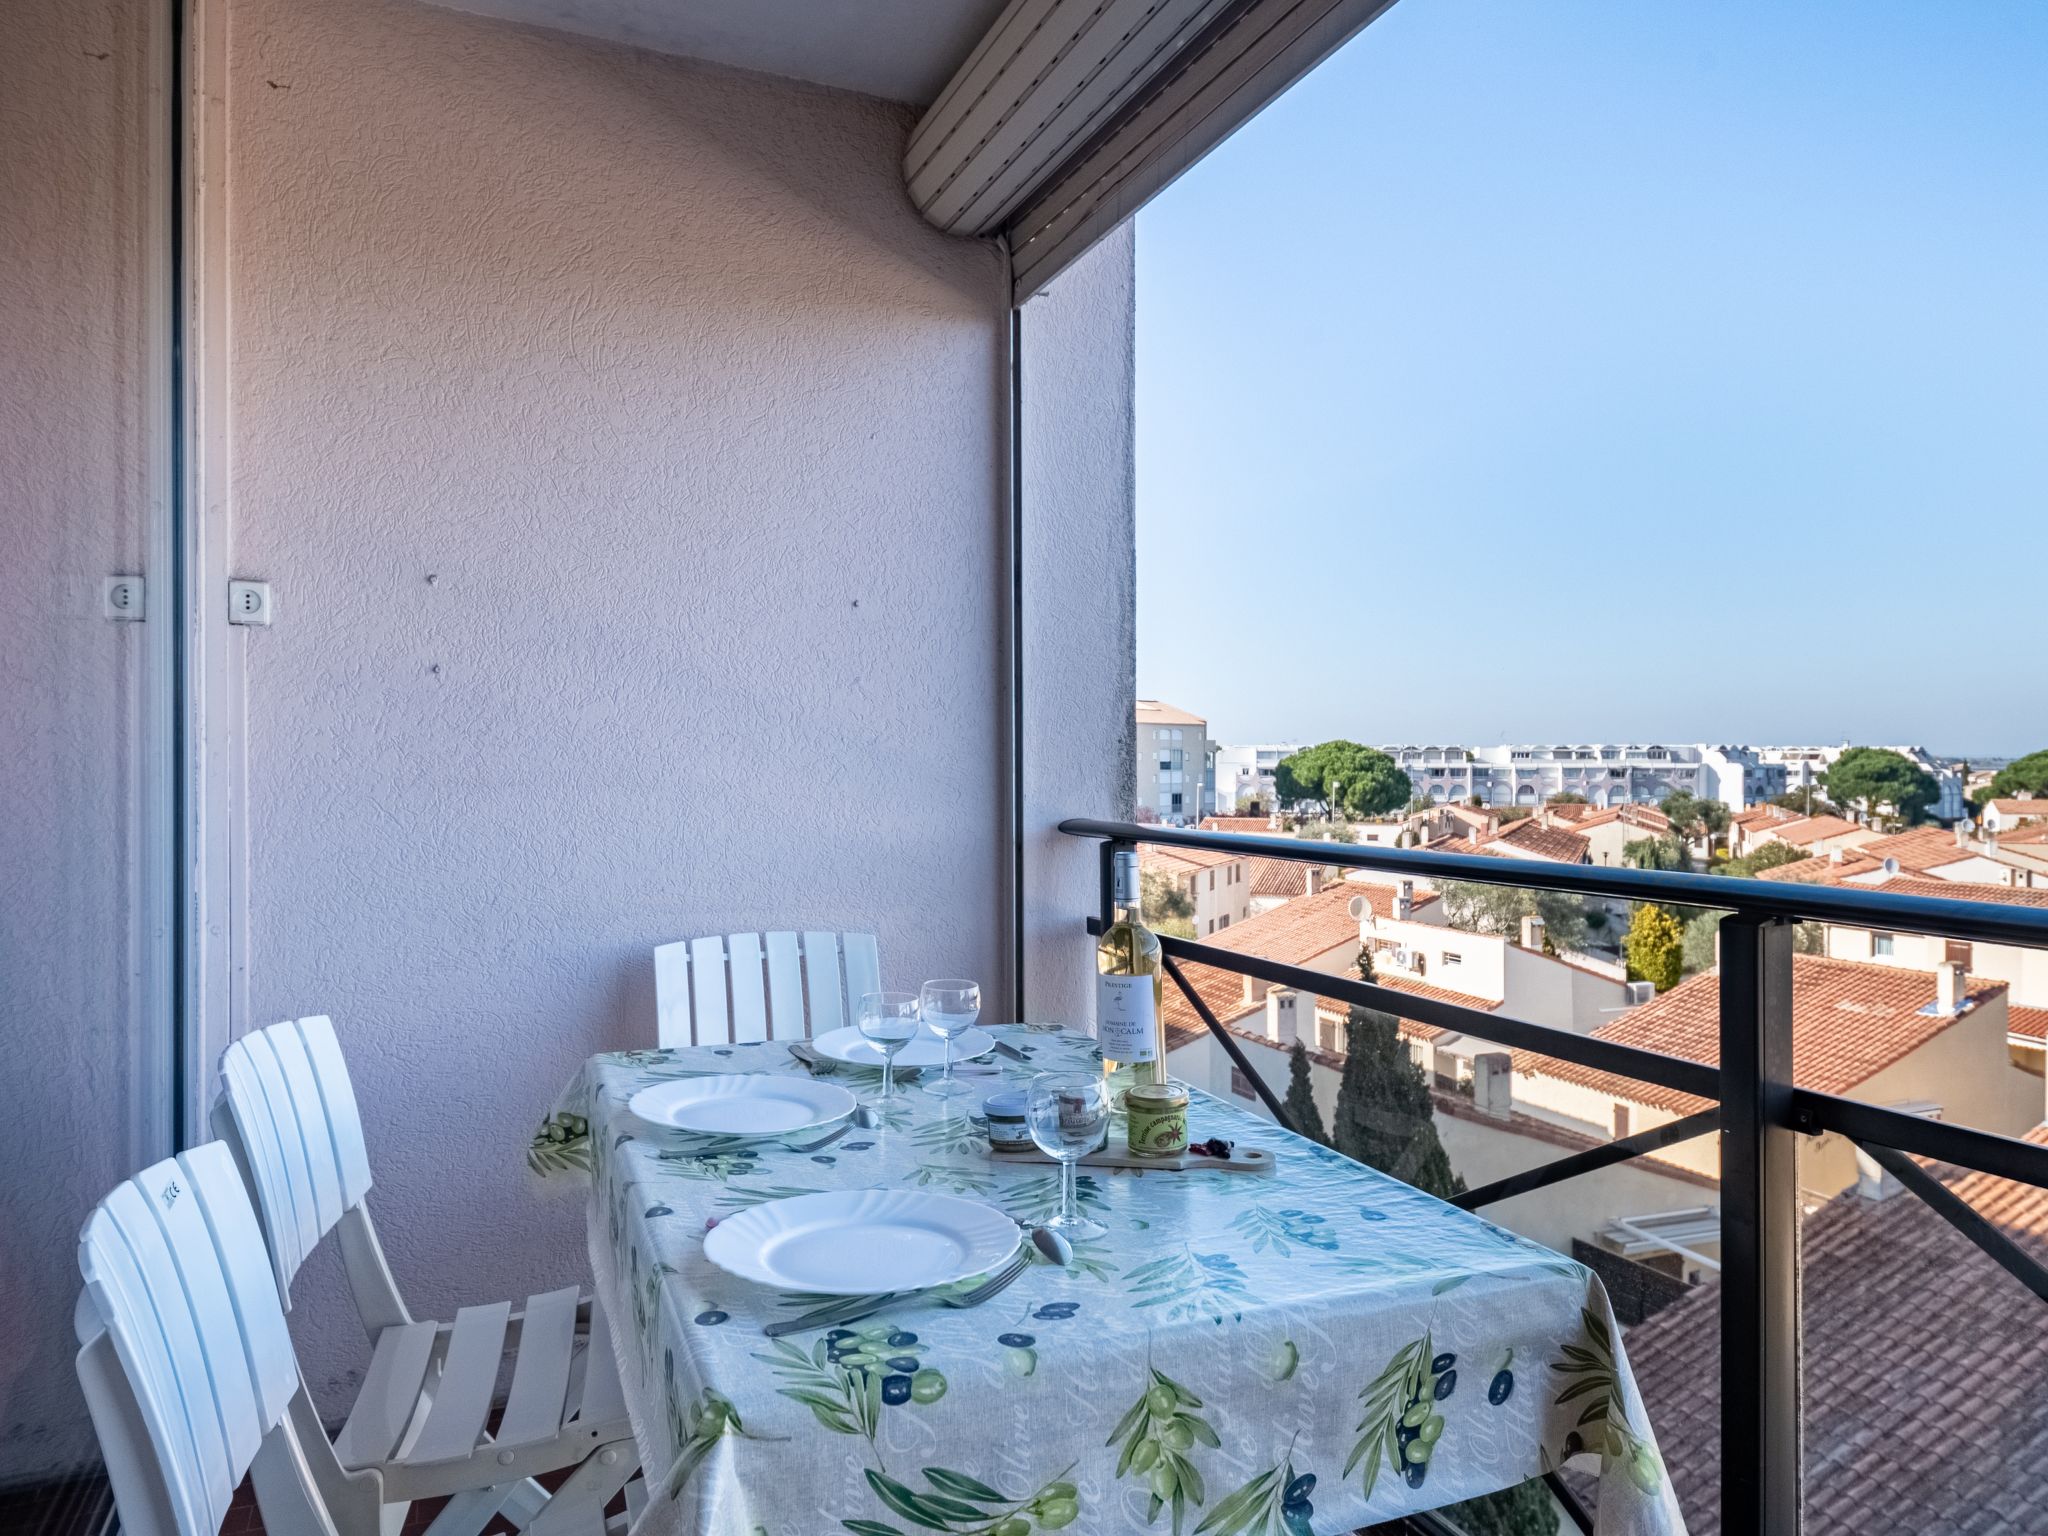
981 1089 1034 1152
1125 1083 1190 1158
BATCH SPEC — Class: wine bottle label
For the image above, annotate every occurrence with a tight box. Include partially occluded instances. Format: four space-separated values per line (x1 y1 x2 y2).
1096 973 1158 1062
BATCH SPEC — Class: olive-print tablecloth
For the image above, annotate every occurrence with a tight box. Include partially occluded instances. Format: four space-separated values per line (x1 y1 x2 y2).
532 1026 1686 1536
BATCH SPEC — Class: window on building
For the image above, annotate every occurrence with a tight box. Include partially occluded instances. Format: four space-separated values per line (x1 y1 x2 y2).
1230 1066 1256 1100
1217 914 1230 930
1873 933 1896 958
1318 1018 1343 1054
1413 954 1428 977
1443 952 1462 966
1613 1105 1631 1139
1207 871 1216 891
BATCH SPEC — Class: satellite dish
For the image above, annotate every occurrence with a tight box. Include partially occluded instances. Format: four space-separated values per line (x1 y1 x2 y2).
1882 857 1901 875
1348 895 1368 919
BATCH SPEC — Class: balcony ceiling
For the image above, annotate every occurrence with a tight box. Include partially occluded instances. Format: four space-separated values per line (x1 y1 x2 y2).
429 0 1010 104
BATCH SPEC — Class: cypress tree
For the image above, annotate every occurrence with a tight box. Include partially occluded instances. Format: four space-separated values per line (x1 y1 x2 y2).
1281 1039 1328 1146
1331 951 1465 1200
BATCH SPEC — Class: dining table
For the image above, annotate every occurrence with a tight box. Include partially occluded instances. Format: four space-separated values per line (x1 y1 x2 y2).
531 1024 1687 1536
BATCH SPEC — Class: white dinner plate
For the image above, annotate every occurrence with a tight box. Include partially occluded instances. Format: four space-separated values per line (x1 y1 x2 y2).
811 1023 995 1070
628 1075 856 1137
703 1188 1021 1293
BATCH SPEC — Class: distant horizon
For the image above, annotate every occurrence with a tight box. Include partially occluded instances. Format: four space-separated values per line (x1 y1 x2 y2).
1135 0 2047 759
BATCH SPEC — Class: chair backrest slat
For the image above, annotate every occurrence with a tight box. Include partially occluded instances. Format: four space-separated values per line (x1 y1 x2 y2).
762 932 804 1041
78 1144 299 1536
217 1016 376 1298
800 931 846 1036
652 941 692 1047
688 935 729 1044
654 930 883 1047
842 934 882 1021
726 932 768 1043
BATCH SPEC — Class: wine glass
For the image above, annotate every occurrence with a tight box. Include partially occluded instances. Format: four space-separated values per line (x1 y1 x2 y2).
856 991 921 1110
1025 1072 1109 1241
919 979 982 1100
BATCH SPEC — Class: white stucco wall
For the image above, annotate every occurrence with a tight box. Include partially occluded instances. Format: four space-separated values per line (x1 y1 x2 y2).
1018 228 1138 1025
221 0 1030 1415
0 0 166 1482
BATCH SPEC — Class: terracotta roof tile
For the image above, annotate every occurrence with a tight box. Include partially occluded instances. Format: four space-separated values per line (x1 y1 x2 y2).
1487 819 1593 864
1849 826 1985 872
1761 814 1868 847
1136 700 1205 726
1987 799 2048 820
1243 856 1332 900
1139 844 1241 876
1513 955 2009 1114
2010 1005 2048 1044
1200 816 1279 833
1602 1126 2048 1534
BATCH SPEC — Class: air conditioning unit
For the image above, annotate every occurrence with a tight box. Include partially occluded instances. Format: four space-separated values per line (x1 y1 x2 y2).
1624 981 1655 1006
1393 947 1413 970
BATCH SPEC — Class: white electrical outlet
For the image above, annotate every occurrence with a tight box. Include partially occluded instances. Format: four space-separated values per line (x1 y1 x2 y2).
228 579 274 626
104 576 146 620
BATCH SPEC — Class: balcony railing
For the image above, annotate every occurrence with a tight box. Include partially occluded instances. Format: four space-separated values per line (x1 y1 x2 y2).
1060 817 2048 1535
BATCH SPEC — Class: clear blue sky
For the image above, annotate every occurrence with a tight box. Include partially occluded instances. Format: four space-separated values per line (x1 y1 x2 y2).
1135 0 2047 759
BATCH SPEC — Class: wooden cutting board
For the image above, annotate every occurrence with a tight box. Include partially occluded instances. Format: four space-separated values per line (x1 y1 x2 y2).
988 1144 1274 1176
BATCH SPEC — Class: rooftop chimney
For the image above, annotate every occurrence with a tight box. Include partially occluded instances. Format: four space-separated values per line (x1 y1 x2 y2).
1304 868 1323 897
1936 961 1966 1015
1854 1144 1903 1202
1264 989 1300 1047
1395 879 1414 922
1519 914 1546 951
1471 1052 1512 1119
1242 975 1270 1007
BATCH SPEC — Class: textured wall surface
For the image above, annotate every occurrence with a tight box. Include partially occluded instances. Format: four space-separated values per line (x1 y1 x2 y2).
0 0 163 1483
1019 229 1139 1024
224 0 1016 1409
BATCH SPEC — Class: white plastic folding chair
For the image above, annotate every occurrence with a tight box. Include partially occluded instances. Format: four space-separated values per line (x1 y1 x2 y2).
74 1143 638 1536
652 929 881 1047
211 1015 638 1536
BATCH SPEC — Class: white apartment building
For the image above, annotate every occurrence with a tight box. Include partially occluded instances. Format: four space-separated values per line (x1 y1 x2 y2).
1136 700 1209 823
1759 743 1969 823
1213 742 1303 812
1386 743 1783 811
1139 845 1251 938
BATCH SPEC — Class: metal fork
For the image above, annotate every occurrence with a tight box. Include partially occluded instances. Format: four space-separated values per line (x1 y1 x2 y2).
763 1246 1032 1338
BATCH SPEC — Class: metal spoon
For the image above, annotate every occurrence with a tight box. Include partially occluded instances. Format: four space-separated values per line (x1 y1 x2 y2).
1029 1226 1073 1266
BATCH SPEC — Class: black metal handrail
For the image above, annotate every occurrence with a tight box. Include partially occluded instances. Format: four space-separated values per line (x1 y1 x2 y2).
1062 816 2048 947
1061 817 2048 1536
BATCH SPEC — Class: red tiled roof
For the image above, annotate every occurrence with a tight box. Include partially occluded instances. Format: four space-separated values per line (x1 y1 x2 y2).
1139 844 1240 876
1544 801 1593 822
1761 814 1867 847
1606 1127 2048 1534
1513 955 2010 1114
2011 1005 2048 1044
1859 875 2048 911
1243 856 1330 900
1734 803 1801 829
1313 975 1503 1044
1754 854 1875 885
1987 799 2048 820
1848 826 1984 872
1488 818 1592 864
1199 816 1277 833
1425 834 1502 858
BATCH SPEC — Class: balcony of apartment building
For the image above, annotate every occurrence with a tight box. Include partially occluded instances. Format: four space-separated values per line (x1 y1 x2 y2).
10 4 2048 1536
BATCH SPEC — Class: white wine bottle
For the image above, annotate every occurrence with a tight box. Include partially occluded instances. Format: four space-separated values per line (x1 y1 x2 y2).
1096 847 1167 1089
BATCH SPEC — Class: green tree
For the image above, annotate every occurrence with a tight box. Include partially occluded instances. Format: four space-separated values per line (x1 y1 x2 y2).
1623 833 1692 873
1139 867 1196 941
1681 910 1723 976
1661 790 1730 849
1717 842 1812 880
1772 786 1841 818
1546 791 1588 805
1438 883 1592 955
1441 1479 1562 1536
1980 749 2048 807
1332 953 1464 1199
1624 905 1685 992
1282 1040 1329 1147
1825 747 1939 826
1274 741 1411 820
